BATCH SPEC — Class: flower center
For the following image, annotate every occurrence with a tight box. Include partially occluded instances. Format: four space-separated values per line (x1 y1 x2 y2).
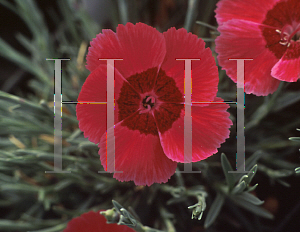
140 95 156 114
261 0 300 59
276 24 300 47
117 67 184 135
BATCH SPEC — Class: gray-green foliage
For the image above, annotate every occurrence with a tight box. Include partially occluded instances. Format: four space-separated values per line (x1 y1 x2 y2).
0 0 300 232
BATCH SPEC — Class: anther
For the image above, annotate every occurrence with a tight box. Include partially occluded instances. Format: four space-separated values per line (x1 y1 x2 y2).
279 41 287 46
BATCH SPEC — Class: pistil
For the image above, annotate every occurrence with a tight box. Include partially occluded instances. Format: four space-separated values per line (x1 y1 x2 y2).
140 96 156 114
277 24 300 47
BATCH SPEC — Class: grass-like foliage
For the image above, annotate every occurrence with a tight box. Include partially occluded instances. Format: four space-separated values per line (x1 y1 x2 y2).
0 0 299 231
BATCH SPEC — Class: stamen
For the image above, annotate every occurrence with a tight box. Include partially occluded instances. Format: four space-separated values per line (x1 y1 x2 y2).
278 24 300 47
279 41 288 46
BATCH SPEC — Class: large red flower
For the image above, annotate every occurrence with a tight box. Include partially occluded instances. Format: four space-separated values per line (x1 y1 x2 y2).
215 0 300 96
76 22 232 186
63 211 134 232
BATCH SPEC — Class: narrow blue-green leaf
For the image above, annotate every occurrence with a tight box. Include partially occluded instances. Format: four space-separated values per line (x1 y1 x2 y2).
117 0 129 24
112 200 124 214
235 192 264 205
245 151 262 171
167 196 188 205
231 197 273 219
221 153 235 190
238 165 257 186
0 38 48 84
28 222 68 232
272 92 300 112
245 165 257 185
270 169 294 178
0 0 18 14
235 151 262 182
184 0 200 32
231 181 247 195
238 175 248 184
195 21 218 31
0 219 62 231
204 192 225 228
289 137 300 141
120 208 137 225
276 178 291 187
246 183 258 192
0 91 37 109
0 220 39 231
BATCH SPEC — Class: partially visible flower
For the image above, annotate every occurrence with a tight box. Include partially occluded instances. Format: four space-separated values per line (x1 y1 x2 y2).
215 0 300 96
77 22 232 186
63 211 134 232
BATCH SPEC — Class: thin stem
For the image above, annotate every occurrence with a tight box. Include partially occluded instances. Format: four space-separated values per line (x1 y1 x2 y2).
184 0 200 32
196 21 218 31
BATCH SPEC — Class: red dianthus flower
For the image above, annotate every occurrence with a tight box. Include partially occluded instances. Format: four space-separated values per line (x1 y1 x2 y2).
76 22 232 186
63 211 134 232
215 0 300 96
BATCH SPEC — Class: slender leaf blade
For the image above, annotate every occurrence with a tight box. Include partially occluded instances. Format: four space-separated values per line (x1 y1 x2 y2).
221 153 235 190
204 192 225 228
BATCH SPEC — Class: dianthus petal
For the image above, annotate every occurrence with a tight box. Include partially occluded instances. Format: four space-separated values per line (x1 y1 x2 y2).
215 0 280 25
161 27 219 103
63 211 134 232
271 47 300 82
157 98 232 163
99 114 177 186
86 22 166 79
215 19 280 96
76 65 128 144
